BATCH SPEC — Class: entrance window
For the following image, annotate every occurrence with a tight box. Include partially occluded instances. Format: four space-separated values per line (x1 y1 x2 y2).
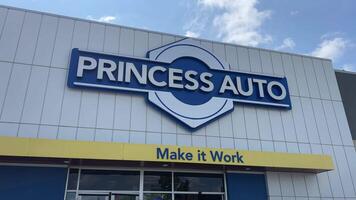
65 169 225 200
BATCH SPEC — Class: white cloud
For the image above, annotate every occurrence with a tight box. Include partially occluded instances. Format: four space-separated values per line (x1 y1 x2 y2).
290 10 299 16
87 15 117 23
311 37 348 60
276 37 295 50
197 0 272 46
185 31 200 38
340 64 355 71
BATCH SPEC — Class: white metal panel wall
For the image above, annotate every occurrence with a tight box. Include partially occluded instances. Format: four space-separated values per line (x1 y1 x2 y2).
0 6 355 200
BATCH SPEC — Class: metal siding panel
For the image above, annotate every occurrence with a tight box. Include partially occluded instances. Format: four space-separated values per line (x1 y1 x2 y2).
206 136 220 148
57 126 76 140
322 100 343 145
271 52 284 76
234 138 248 149
261 140 274 151
286 142 299 153
281 110 297 142
300 98 320 144
220 137 234 148
206 120 220 137
96 93 115 129
119 28 134 55
78 91 98 128
71 21 90 49
291 97 309 143
248 139 261 151
88 23 105 51
0 7 7 36
77 127 95 141
345 147 356 194
146 32 162 133
0 9 25 62
162 133 176 145
232 105 247 139
21 66 49 124
95 129 113 142
41 68 66 125
312 59 331 99
322 60 342 101
311 99 332 144
103 25 120 54
322 145 344 198
133 30 148 57
38 125 58 139
0 122 18 137
237 46 250 72
269 109 285 141
18 124 38 138
333 146 356 197
219 113 233 137
305 174 321 197
302 57 320 98
257 108 273 141
192 135 206 147
130 96 147 131
280 173 295 196
0 62 12 114
177 134 192 146
274 141 287 152
113 130 129 143
162 35 175 45
146 132 162 144
260 50 274 75
162 117 177 134
311 144 332 197
333 101 354 146
212 42 226 65
281 54 299 96
114 94 131 130
60 85 81 127
266 172 282 196
33 15 58 66
129 131 145 144
291 173 308 197
249 48 262 73
225 45 238 70
51 18 75 69
14 12 41 64
0 64 31 123
292 55 309 97
244 106 260 140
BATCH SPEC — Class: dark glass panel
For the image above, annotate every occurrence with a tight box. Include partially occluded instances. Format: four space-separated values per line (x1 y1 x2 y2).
144 171 172 191
143 193 172 200
174 194 223 200
79 170 140 191
67 168 79 190
174 173 224 192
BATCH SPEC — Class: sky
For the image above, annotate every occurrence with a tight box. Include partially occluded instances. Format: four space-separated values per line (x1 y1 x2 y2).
1 0 355 71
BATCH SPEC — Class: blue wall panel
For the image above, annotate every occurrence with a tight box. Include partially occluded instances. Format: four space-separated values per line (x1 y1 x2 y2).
0 166 67 200
226 173 267 200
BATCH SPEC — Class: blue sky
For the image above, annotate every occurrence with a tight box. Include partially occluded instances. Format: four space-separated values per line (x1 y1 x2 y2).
1 0 355 71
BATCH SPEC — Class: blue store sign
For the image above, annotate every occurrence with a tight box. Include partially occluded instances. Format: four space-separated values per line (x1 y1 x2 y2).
68 38 291 129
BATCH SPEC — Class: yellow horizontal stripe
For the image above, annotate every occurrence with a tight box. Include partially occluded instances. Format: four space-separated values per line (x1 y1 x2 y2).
0 136 333 171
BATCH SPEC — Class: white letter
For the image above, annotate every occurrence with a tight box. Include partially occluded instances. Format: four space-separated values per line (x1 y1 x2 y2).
97 59 117 81
77 56 97 77
267 81 287 100
148 66 167 87
200 72 214 92
253 78 267 97
184 70 199 90
117 61 124 82
236 77 253 96
168 68 183 89
219 76 238 94
125 63 147 84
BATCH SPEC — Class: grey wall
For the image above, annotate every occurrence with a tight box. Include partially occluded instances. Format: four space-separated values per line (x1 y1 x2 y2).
336 70 356 140
0 5 356 200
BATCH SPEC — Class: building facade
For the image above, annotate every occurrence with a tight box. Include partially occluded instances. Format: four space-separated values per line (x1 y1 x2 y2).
336 70 356 148
0 5 355 200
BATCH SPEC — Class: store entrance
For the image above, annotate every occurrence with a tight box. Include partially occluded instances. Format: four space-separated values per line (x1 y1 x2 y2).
78 193 139 200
